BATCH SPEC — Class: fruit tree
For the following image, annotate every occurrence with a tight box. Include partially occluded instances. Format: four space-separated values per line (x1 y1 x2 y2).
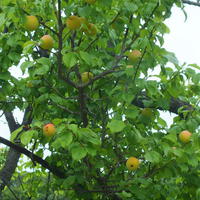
1 0 200 199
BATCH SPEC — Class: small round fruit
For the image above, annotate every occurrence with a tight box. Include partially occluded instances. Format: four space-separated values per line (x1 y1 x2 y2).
141 108 153 118
66 15 81 30
179 130 192 143
126 157 140 171
84 23 97 36
81 72 94 83
85 0 96 4
26 81 34 88
24 16 39 31
40 35 54 50
128 50 142 62
126 65 134 69
43 123 56 137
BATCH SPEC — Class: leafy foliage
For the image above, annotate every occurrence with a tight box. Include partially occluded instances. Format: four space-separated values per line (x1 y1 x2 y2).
1 0 200 199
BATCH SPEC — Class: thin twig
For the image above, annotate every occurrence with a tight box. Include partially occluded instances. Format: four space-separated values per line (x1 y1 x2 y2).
50 101 80 115
182 0 200 7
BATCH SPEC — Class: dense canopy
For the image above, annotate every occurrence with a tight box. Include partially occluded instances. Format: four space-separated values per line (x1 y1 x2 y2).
1 0 200 199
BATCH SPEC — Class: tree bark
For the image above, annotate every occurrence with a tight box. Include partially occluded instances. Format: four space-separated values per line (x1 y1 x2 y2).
132 93 193 116
0 112 21 193
0 107 33 195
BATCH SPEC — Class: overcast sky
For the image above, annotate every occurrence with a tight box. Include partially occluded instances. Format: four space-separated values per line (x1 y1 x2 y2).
1 4 200 141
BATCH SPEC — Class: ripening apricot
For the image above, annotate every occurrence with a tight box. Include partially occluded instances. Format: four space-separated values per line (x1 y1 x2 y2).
81 72 94 83
43 123 56 137
24 16 39 31
126 157 140 171
141 108 153 118
84 23 97 36
179 130 192 143
128 50 142 62
126 65 134 69
66 15 81 30
40 35 54 50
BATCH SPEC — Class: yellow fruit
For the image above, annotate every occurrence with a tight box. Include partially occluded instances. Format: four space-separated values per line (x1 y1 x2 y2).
40 35 54 50
26 81 34 88
24 15 39 31
81 72 94 83
128 50 142 62
84 23 97 36
85 0 96 4
43 123 56 137
126 65 134 69
179 130 192 143
141 108 153 118
79 17 87 25
126 157 140 171
66 15 81 30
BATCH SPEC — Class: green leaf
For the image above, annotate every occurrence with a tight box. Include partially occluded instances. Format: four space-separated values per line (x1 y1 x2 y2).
33 65 49 76
52 132 73 149
21 130 36 145
125 107 140 120
196 188 200 200
36 57 51 66
71 143 87 161
86 145 97 156
107 119 125 133
79 51 92 65
68 124 78 133
63 176 76 187
10 126 23 142
145 151 161 163
162 51 178 65
124 2 138 12
189 64 200 71
20 61 33 74
164 133 177 143
63 52 77 68
78 128 100 145
23 41 36 54
0 71 11 81
0 13 5 28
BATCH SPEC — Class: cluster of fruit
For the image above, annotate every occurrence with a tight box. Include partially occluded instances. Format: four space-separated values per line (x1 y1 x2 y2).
126 130 192 171
24 10 97 83
42 127 192 171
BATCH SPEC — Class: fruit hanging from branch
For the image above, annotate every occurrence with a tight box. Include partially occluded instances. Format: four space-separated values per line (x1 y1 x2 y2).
81 72 94 83
40 35 54 50
128 50 142 62
43 123 56 137
66 15 81 30
126 157 140 171
179 130 192 143
24 15 39 31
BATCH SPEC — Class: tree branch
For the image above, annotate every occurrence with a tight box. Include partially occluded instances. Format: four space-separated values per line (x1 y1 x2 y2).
4 112 19 132
78 88 88 127
0 106 33 194
132 92 193 115
0 136 66 179
0 111 20 194
182 0 200 7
